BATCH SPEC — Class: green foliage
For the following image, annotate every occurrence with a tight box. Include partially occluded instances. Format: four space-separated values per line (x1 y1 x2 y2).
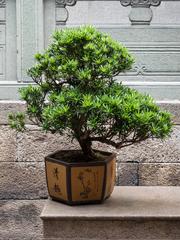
27 25 134 92
9 26 173 160
9 112 25 132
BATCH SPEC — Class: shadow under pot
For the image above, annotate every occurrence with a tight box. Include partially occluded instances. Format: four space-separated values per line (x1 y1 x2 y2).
45 149 116 205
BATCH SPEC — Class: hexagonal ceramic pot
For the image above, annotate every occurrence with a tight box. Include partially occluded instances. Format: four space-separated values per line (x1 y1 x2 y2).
45 150 116 205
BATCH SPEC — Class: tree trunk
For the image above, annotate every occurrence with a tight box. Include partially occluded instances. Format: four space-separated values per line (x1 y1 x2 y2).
78 139 96 160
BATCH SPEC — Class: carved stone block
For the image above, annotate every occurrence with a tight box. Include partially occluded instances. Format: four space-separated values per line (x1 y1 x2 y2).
120 0 161 25
129 7 153 25
120 0 161 8
56 0 77 25
0 0 5 7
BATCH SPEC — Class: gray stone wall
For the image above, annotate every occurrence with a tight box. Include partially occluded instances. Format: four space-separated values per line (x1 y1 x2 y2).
0 101 180 239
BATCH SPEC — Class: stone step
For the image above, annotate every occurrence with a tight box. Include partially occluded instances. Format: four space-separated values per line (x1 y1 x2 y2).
41 186 180 240
1 83 180 101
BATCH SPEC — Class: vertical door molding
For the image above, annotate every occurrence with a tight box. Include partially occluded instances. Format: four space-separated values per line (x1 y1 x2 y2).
44 0 56 47
6 0 17 82
0 0 6 81
16 0 44 82
16 0 23 82
34 0 44 55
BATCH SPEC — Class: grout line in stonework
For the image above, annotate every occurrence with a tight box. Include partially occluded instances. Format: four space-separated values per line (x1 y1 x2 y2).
121 161 180 164
0 199 48 201
137 162 140 186
0 161 44 163
1 161 180 164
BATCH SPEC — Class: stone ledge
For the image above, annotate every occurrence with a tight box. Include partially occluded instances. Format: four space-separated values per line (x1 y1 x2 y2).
41 187 180 240
41 186 180 220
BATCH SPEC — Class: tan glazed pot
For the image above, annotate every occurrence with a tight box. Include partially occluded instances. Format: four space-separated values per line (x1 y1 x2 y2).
45 150 116 205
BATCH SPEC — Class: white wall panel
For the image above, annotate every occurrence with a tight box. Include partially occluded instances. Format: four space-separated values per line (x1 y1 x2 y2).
67 1 130 25
0 0 180 100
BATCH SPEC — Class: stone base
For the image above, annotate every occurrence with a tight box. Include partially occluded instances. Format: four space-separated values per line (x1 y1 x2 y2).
41 186 180 240
42 220 180 240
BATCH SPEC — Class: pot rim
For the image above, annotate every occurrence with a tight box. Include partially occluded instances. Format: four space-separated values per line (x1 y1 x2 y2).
45 149 116 167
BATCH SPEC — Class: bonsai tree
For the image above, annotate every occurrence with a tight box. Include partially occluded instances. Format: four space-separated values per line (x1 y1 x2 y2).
9 26 172 160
